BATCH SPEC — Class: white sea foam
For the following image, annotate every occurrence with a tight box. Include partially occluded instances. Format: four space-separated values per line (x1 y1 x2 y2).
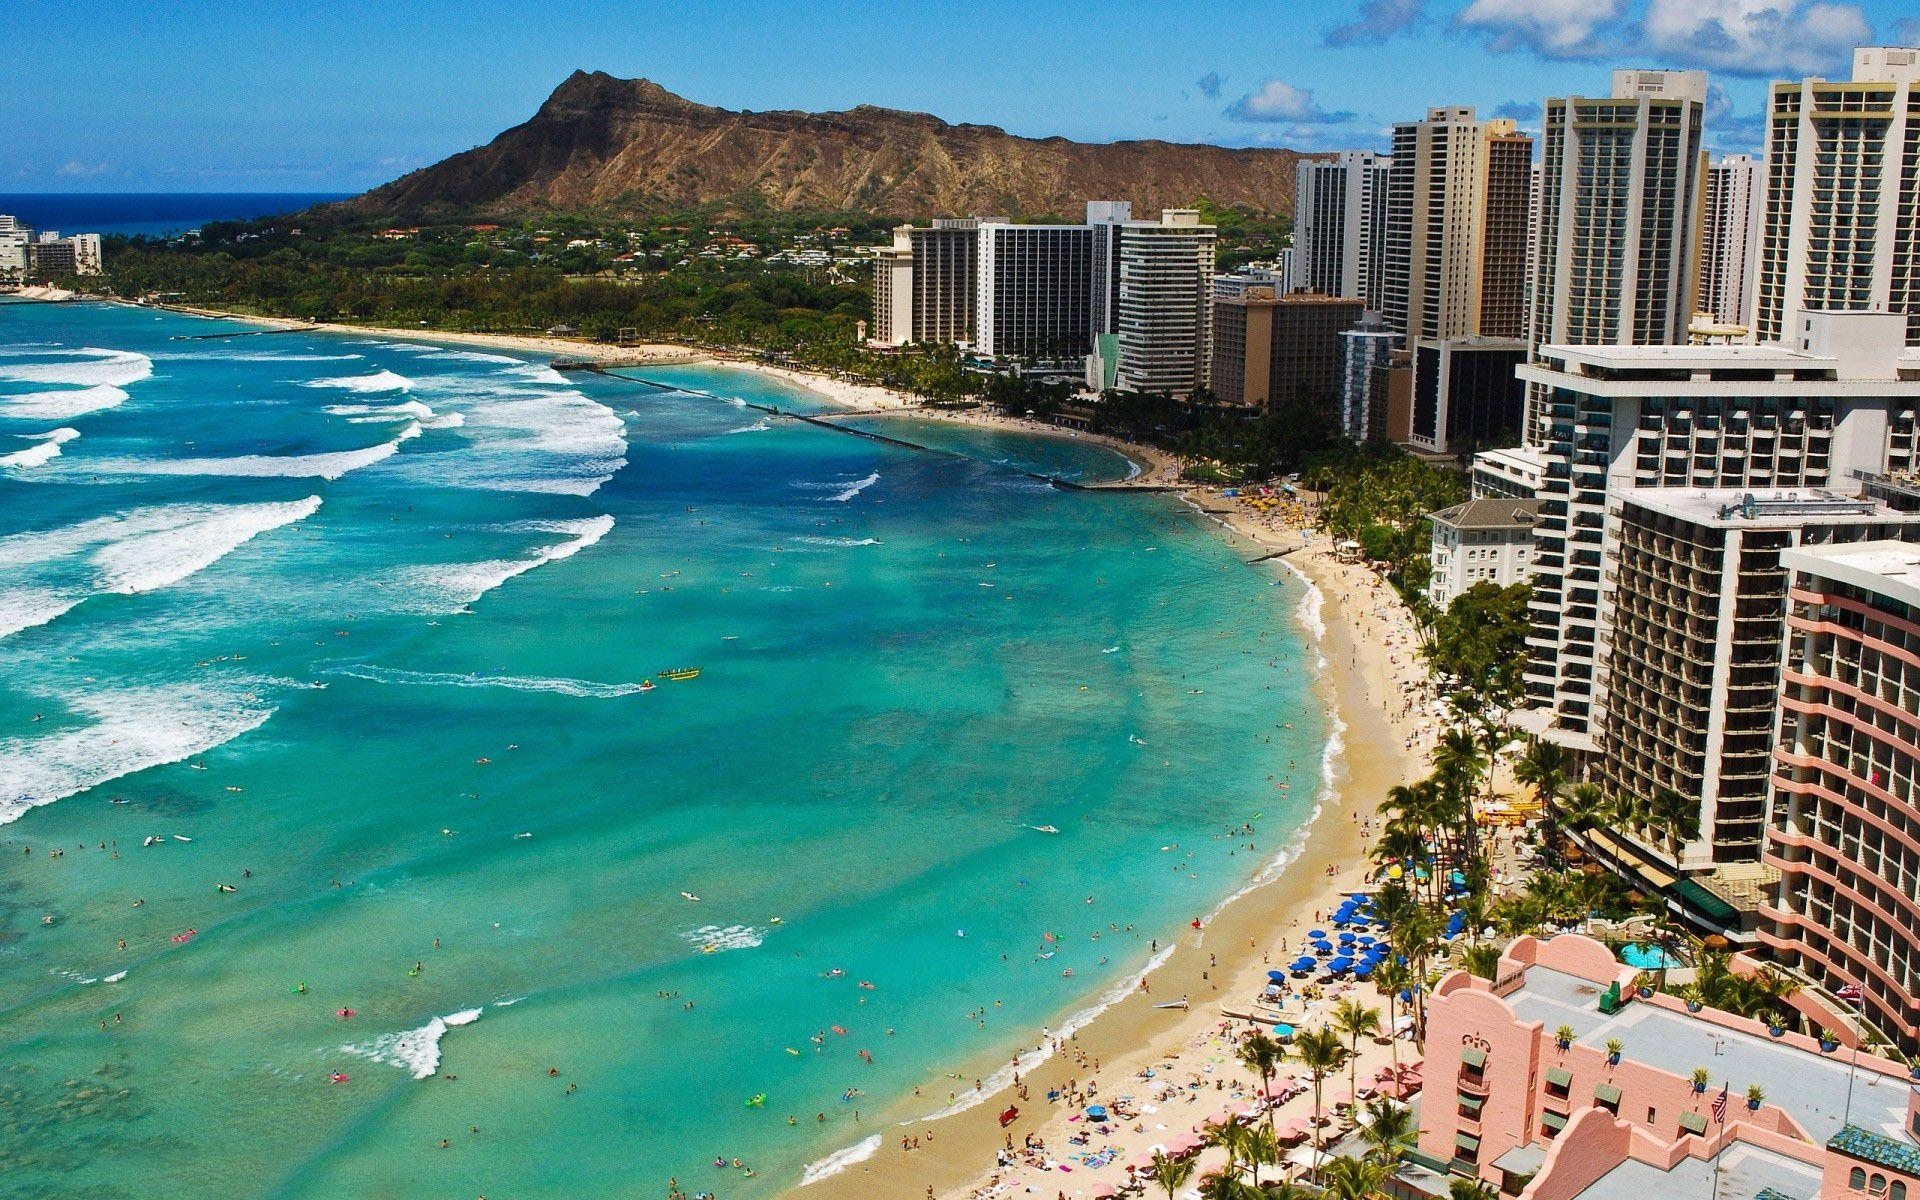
0 347 153 389
726 419 771 434
102 970 128 983
0 383 130 420
0 427 80 469
398 364 627 496
324 399 434 421
0 498 320 639
0 681 279 825
335 664 651 698
791 536 881 548
395 515 614 611
341 1007 482 1080
421 349 523 365
681 924 764 953
151 351 364 363
98 425 417 480
302 369 413 393
799 1134 883 1186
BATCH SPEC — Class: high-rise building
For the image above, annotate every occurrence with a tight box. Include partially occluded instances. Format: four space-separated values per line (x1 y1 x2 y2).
975 219 1093 359
870 240 915 346
1702 154 1761 329
1753 47 1920 347
1527 70 1708 440
1765 539 1920 1048
1086 200 1134 340
1337 315 1401 440
1382 108 1533 343
1208 290 1364 410
1293 152 1392 308
1408 336 1528 456
1590 490 1920 885
1520 312 1920 745
907 219 979 346
1113 209 1216 396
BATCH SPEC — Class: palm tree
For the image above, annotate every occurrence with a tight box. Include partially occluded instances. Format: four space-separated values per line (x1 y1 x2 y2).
1648 787 1702 859
1459 941 1502 981
1357 1097 1417 1164
1320 1153 1391 1200
1206 1117 1249 1181
1293 1026 1348 1169
1150 1150 1196 1200
1513 738 1567 813
1449 1178 1495 1200
1242 1123 1281 1190
1237 1030 1287 1134
1373 955 1411 1080
1332 998 1382 1106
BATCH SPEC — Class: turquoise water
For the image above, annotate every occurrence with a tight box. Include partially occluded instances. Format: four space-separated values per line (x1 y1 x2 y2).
0 302 1329 1199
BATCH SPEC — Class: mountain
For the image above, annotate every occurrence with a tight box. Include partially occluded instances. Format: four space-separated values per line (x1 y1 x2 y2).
352 71 1311 220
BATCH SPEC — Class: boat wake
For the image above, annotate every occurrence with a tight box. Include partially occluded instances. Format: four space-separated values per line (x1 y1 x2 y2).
333 663 651 699
341 1007 482 1080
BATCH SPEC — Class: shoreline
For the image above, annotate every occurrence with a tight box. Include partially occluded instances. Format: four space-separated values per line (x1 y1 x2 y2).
122 302 1442 1198
123 301 1180 488
799 516 1438 1200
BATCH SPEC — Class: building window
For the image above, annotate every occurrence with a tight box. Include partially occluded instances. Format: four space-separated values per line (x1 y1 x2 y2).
1853 1168 1868 1190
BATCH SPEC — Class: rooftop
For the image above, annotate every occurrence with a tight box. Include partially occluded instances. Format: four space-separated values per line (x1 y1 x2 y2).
1830 1125 1920 1174
1613 487 1920 529
1430 498 1543 531
1504 966 1913 1144
1570 1138 1824 1200
1785 539 1920 611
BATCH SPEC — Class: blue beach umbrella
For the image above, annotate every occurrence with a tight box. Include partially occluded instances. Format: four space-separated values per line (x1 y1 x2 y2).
1272 1024 1296 1039
1268 970 1288 982
1307 929 1326 939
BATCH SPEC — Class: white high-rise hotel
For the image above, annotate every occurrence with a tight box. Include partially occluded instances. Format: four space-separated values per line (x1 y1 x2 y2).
1702 154 1762 328
1292 152 1392 308
1753 47 1920 348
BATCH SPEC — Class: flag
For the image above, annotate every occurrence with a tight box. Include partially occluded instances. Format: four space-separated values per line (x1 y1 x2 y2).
1711 1084 1729 1122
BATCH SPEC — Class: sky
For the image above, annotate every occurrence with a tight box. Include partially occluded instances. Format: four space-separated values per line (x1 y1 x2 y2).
12 0 1920 193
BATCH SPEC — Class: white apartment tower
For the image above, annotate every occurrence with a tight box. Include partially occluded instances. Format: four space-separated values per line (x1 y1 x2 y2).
1382 108 1533 343
1752 47 1920 347
1293 152 1392 308
1527 69 1709 440
1114 210 1217 396
1702 154 1762 329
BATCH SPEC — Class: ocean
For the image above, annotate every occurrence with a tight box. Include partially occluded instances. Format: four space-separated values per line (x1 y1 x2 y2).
0 301 1330 1198
0 194 352 239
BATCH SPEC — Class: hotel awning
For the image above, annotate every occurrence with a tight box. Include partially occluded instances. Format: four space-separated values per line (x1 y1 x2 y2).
1459 1094 1486 1115
1541 1111 1568 1133
1679 1111 1708 1135
1594 1083 1622 1106
1461 1047 1487 1068
1546 1067 1572 1088
1456 1133 1482 1152
1672 878 1741 924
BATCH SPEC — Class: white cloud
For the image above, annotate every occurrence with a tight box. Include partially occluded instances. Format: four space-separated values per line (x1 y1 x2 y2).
56 160 113 178
1224 79 1354 124
1454 0 1625 58
1642 0 1871 75
1326 0 1427 46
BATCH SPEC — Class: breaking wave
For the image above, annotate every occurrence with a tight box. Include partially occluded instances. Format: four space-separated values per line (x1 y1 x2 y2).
95 424 418 480
341 1008 482 1080
0 427 80 469
393 515 614 612
302 369 413 393
681 924 765 953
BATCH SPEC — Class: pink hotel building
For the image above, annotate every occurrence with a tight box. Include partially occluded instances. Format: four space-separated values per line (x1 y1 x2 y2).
1764 542 1920 1049
1418 933 1920 1200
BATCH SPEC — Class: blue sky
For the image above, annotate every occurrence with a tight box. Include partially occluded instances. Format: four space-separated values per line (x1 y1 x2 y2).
12 0 1920 192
